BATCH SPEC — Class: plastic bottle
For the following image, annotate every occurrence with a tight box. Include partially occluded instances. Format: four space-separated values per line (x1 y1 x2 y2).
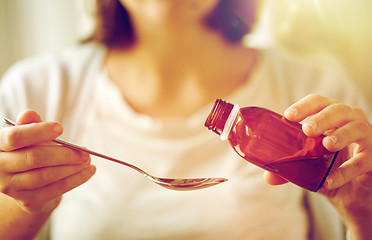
204 99 338 192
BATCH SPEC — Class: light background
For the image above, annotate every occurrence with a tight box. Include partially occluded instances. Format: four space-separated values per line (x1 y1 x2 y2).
0 0 94 75
0 0 371 104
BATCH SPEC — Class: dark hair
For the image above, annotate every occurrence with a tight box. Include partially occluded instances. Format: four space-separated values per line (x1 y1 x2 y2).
204 0 257 42
85 0 257 47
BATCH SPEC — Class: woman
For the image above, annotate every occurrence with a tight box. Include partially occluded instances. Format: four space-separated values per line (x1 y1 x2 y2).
0 0 371 239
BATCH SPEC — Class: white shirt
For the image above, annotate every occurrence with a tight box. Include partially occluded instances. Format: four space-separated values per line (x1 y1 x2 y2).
1 43 369 239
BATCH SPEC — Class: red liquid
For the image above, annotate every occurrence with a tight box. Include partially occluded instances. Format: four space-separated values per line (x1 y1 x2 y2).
205 99 338 192
228 107 336 191
264 155 336 191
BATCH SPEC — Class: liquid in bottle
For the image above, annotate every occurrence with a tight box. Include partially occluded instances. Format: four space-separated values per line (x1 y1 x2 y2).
204 99 338 192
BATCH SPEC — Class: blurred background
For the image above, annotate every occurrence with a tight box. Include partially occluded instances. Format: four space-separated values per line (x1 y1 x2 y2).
0 0 94 75
0 0 371 103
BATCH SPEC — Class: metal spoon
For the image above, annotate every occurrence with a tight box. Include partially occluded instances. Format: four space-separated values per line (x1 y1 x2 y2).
3 117 227 191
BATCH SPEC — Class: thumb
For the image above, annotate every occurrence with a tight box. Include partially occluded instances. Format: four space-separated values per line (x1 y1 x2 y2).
0 111 63 151
263 171 289 185
16 109 43 124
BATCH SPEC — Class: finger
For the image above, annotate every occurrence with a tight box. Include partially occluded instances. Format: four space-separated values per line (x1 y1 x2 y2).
13 165 96 211
8 163 92 191
322 120 371 152
302 104 367 137
284 94 336 122
323 152 372 190
16 109 42 124
16 110 62 148
0 145 90 172
0 121 63 151
263 171 288 185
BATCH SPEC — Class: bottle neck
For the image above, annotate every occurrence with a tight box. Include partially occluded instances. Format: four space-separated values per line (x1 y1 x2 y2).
204 99 240 140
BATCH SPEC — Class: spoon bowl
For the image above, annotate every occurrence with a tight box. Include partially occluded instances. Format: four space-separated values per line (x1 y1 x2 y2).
151 177 227 191
3 117 228 191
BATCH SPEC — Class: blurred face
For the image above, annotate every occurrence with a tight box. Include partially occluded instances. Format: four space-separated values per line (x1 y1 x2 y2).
118 0 219 24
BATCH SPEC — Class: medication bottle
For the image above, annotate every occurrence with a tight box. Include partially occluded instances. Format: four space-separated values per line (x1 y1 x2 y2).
205 99 338 192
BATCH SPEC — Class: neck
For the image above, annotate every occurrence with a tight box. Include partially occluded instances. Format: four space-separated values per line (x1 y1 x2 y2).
105 5 258 118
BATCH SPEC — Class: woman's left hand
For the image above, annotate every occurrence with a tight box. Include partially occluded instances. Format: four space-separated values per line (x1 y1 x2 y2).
265 94 372 239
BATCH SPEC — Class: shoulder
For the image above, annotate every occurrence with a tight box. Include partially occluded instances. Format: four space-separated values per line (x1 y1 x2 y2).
261 47 350 88
259 47 368 110
0 42 106 122
3 42 106 82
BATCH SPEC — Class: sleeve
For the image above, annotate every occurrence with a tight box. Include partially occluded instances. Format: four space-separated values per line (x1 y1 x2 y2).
0 43 105 140
0 57 51 127
305 191 346 240
273 48 372 120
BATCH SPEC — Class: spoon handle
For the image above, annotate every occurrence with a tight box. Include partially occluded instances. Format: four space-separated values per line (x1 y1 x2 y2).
2 117 147 175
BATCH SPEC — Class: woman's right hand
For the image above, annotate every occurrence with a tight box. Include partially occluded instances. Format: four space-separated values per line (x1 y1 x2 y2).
0 110 96 215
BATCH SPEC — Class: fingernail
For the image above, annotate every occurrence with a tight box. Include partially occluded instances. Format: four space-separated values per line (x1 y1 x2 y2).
53 124 63 134
325 177 333 188
326 135 337 144
305 121 317 130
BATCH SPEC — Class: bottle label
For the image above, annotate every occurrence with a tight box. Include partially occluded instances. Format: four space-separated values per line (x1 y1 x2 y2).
220 104 240 141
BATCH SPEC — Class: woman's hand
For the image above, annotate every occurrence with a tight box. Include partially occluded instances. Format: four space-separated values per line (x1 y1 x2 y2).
0 110 96 215
265 94 372 239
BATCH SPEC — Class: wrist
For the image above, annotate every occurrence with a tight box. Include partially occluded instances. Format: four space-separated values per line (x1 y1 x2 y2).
0 193 53 239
